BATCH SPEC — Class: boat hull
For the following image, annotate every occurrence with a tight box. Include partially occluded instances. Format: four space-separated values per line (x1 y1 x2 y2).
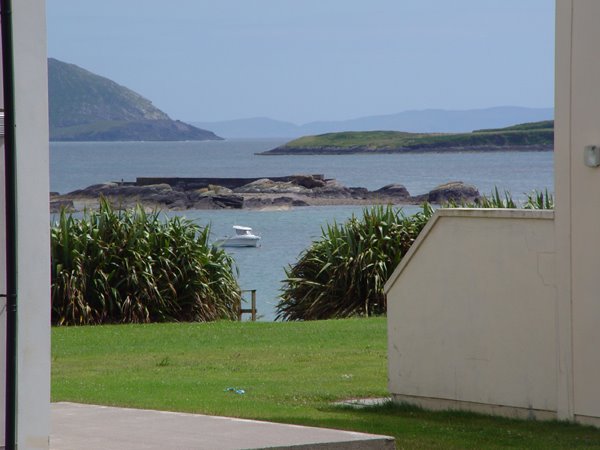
216 236 261 248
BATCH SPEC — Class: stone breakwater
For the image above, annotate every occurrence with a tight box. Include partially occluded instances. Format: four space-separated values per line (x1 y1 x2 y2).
50 175 480 212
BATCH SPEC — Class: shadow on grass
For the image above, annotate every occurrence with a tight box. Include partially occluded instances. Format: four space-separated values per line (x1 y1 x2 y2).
262 401 600 449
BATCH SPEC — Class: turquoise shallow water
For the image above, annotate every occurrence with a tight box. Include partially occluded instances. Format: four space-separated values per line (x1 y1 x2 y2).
51 139 554 320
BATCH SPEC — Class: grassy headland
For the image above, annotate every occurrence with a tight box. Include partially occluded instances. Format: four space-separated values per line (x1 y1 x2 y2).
259 120 554 155
52 318 600 448
48 58 220 141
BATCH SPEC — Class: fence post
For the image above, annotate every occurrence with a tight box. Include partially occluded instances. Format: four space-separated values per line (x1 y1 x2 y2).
239 289 257 322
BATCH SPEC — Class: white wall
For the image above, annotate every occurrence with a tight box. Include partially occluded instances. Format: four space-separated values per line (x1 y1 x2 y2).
386 209 557 419
0 0 51 448
555 0 600 426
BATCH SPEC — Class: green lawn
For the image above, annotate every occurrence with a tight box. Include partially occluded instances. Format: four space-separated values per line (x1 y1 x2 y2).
52 318 600 449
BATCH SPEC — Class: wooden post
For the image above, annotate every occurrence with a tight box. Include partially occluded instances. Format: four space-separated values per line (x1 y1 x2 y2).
251 290 256 321
239 289 257 321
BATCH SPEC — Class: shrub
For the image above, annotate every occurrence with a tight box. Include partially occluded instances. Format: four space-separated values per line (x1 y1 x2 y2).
51 199 241 325
275 204 434 321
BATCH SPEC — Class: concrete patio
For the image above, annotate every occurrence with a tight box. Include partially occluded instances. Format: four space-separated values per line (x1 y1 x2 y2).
50 402 395 450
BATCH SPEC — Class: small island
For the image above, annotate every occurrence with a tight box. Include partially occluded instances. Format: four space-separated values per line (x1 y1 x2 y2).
257 121 554 155
50 175 480 212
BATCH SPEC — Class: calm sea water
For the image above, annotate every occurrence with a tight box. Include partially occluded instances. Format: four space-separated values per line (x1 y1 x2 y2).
50 139 554 320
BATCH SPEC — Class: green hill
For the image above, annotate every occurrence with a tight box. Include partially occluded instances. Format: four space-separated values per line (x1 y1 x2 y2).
48 58 221 141
259 121 554 155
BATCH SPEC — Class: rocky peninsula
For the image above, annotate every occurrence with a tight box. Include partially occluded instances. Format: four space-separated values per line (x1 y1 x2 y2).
51 175 480 213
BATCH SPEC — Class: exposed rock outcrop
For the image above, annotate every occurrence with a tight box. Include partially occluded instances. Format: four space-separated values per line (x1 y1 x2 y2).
234 179 309 194
373 184 410 199
288 175 327 189
412 181 480 203
66 182 190 209
52 175 480 211
309 180 353 198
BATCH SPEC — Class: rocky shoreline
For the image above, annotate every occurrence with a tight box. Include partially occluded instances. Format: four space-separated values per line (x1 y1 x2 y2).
50 175 480 213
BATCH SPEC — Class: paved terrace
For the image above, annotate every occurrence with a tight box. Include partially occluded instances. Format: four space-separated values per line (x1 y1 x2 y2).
51 402 395 450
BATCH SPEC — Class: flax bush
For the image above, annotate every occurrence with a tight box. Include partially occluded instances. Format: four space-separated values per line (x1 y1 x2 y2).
523 189 554 209
276 205 434 321
51 199 240 325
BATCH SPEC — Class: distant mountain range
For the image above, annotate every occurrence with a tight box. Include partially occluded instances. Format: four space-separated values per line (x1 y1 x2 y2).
48 58 554 142
48 58 221 142
192 106 554 139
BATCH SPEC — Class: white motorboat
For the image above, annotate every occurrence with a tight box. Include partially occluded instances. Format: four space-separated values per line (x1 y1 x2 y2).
214 225 261 248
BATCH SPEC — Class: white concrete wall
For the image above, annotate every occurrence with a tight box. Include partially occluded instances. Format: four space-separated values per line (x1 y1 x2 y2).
555 0 600 426
0 0 50 448
385 209 557 419
14 0 51 446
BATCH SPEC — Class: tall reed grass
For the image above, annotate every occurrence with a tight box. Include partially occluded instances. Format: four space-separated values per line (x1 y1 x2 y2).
51 199 240 325
276 205 434 321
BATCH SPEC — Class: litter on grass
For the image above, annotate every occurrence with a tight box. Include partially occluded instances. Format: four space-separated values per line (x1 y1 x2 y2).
224 387 246 395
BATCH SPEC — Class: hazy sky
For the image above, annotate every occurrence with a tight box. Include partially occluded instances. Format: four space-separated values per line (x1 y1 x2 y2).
47 1 555 124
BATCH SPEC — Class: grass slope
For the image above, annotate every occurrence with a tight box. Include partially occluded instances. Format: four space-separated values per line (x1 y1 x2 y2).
262 121 554 154
48 58 169 129
52 319 600 449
